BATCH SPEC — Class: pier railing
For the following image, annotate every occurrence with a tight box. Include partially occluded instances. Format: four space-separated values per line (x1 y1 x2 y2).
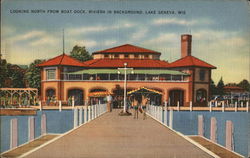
0 103 107 154
147 104 247 157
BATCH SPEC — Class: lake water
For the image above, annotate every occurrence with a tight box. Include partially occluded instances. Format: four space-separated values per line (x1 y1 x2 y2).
0 110 76 153
1 109 249 157
163 111 249 157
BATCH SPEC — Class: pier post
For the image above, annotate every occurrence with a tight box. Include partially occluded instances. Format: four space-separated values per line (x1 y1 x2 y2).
198 115 204 136
189 101 192 111
41 114 47 135
241 101 243 107
222 101 225 112
39 101 42 111
177 101 180 111
84 106 87 123
74 108 78 128
235 102 237 112
88 106 91 121
169 109 173 129
94 104 97 118
225 120 234 151
10 118 18 149
210 117 217 143
158 106 161 121
91 105 94 120
209 101 212 112
215 101 218 107
59 101 62 112
28 116 35 141
164 102 167 125
79 107 83 125
160 106 163 122
247 102 249 112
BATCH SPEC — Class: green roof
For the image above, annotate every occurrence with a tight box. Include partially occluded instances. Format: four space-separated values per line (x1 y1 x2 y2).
68 69 189 75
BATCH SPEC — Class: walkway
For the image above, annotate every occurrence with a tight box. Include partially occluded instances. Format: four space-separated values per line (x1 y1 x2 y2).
24 110 213 158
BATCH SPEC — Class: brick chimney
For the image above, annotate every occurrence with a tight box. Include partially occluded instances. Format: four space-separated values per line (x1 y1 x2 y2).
181 34 192 58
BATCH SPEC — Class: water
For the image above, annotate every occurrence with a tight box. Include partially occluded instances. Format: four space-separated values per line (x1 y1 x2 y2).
0 110 76 153
165 111 249 157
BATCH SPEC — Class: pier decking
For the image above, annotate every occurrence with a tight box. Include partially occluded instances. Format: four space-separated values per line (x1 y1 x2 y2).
23 110 213 158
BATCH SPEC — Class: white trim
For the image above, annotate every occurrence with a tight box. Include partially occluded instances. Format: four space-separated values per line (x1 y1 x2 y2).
43 80 189 83
44 67 57 81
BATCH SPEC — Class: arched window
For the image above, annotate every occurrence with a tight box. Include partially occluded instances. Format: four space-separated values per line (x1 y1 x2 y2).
196 89 207 103
169 89 184 106
46 89 55 97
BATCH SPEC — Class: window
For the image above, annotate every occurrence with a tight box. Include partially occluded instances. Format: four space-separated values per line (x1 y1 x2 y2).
124 54 129 59
196 89 207 102
134 54 139 59
199 69 206 81
114 54 119 59
104 54 109 58
144 55 149 59
46 69 56 80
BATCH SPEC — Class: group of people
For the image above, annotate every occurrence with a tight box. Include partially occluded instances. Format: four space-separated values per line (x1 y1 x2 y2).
129 95 149 120
46 95 57 106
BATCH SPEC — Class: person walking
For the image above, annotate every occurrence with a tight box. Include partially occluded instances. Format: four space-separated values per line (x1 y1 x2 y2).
141 95 149 120
107 94 112 112
132 98 139 119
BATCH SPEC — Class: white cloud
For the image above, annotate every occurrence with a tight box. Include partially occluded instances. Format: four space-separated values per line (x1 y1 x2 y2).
30 36 58 46
68 20 135 35
144 33 179 45
7 30 59 47
152 18 213 26
10 30 45 42
103 40 117 46
71 39 97 48
131 27 148 41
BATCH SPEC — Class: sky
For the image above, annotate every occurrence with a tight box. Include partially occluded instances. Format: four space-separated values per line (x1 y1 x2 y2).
1 0 250 84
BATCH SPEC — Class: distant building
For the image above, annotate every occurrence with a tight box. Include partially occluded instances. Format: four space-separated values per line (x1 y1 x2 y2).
37 34 216 106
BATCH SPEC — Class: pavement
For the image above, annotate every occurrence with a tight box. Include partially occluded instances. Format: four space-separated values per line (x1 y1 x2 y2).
24 109 213 158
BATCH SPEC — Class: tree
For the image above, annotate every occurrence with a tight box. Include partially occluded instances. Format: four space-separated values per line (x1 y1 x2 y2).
70 45 92 62
238 79 250 92
0 59 8 87
210 79 218 95
25 59 45 93
217 77 225 95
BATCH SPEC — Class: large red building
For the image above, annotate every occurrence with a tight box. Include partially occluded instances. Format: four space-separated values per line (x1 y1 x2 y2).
38 34 216 106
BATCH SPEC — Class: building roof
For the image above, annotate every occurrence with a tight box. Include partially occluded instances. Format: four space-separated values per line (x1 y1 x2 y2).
224 86 245 92
37 54 87 67
83 59 169 68
127 87 163 95
93 44 161 54
69 69 189 75
168 56 216 69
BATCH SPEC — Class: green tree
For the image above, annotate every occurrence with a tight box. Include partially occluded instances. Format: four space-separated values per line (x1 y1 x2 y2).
0 59 8 87
25 59 44 93
70 45 92 62
217 77 225 95
238 79 250 92
210 79 218 95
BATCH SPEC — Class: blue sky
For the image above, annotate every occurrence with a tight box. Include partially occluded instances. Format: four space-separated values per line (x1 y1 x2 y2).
1 0 250 84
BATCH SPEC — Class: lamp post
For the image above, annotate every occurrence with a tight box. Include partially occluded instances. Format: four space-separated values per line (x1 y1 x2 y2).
118 63 133 113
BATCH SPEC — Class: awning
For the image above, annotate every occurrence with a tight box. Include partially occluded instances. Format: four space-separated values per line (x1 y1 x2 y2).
68 69 189 75
88 91 112 97
127 87 163 95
